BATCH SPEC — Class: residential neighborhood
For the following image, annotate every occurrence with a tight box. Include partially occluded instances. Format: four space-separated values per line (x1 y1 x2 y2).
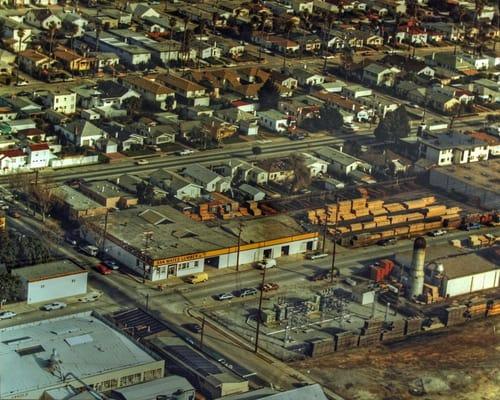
0 1 498 400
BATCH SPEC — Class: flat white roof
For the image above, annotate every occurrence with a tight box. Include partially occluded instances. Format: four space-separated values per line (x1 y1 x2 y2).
0 312 159 399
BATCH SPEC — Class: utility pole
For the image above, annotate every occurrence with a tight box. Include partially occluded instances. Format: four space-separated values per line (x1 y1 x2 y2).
254 267 267 353
100 209 109 254
330 196 340 283
142 231 153 283
145 293 149 312
200 316 206 351
321 205 328 253
236 222 243 272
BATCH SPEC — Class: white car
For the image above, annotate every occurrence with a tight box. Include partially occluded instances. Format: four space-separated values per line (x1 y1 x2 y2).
41 302 67 311
78 291 102 303
135 159 149 165
429 229 447 237
257 258 276 269
0 311 16 320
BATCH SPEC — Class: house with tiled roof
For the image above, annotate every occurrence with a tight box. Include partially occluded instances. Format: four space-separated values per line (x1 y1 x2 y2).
396 25 428 45
122 75 176 110
53 46 95 74
26 142 52 169
25 9 61 30
156 74 209 106
56 119 106 147
0 148 26 173
17 49 53 76
96 80 140 107
311 91 371 122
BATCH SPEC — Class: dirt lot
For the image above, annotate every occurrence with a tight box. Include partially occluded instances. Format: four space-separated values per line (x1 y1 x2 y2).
292 318 500 400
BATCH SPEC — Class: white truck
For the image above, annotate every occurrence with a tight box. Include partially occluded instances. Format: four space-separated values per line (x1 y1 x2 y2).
257 259 276 269
79 244 99 257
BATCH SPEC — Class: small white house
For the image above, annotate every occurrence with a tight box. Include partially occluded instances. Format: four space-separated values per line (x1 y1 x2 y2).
257 109 290 133
26 143 52 169
12 259 88 304
44 91 77 115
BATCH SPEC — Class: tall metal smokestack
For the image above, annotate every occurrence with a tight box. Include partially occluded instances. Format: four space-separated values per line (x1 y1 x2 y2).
409 236 426 299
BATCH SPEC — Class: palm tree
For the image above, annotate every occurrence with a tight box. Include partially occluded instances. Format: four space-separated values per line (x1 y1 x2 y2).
340 46 354 79
196 19 208 69
165 16 177 69
16 27 26 85
282 19 295 70
181 16 190 66
69 24 79 51
322 13 335 73
182 29 194 67
48 21 58 56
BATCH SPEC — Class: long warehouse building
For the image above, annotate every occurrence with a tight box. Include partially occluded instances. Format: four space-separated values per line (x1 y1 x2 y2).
83 204 318 281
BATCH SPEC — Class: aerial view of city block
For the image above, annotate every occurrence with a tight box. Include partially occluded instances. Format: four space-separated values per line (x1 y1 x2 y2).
0 0 498 399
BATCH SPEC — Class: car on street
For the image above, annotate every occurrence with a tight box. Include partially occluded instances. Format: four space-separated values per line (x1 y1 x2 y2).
7 208 21 218
257 258 276 269
461 222 482 231
261 282 279 292
310 270 333 281
102 259 119 270
429 229 447 237
41 302 67 311
0 311 16 320
77 291 102 302
184 323 202 333
290 134 305 140
377 238 397 246
215 292 234 301
64 235 78 246
135 159 149 165
95 263 112 275
238 288 258 297
17 91 30 97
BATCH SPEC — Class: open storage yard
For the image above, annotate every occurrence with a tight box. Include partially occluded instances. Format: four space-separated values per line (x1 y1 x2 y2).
292 318 500 400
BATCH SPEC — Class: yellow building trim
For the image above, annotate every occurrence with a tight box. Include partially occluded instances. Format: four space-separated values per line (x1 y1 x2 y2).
152 232 318 267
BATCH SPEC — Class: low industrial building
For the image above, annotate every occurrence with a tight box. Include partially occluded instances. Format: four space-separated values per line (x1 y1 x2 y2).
396 245 500 298
54 185 108 220
213 384 329 400
12 259 88 304
148 335 249 399
80 180 139 209
429 159 500 209
0 312 165 399
82 205 318 281
110 375 195 400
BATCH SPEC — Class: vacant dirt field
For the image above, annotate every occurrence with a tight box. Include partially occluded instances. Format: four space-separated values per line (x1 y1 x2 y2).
292 318 500 400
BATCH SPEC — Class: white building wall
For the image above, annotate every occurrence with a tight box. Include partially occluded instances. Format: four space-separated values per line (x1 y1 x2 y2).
444 270 500 297
25 273 88 304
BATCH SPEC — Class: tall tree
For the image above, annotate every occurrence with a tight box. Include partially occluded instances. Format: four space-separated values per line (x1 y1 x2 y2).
0 273 22 303
290 154 311 192
340 46 354 79
48 21 58 56
257 79 280 110
374 106 411 142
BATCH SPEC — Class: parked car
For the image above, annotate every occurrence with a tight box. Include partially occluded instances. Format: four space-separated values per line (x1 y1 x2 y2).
186 272 208 284
377 238 397 246
77 291 102 303
102 259 119 270
95 263 112 275
215 292 234 301
0 311 16 320
290 134 305 141
310 270 333 281
41 302 67 311
461 223 482 231
261 282 279 292
257 259 276 270
184 323 202 333
64 235 78 246
344 277 357 287
429 229 447 237
135 159 149 165
177 149 195 156
7 208 21 218
306 252 328 260
238 288 257 297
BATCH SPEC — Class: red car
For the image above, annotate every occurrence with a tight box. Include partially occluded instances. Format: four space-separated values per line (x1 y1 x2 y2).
95 263 112 275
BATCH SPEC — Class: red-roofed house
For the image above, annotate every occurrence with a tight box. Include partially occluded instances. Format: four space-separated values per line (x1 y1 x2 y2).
396 25 428 45
26 143 51 169
0 149 26 173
